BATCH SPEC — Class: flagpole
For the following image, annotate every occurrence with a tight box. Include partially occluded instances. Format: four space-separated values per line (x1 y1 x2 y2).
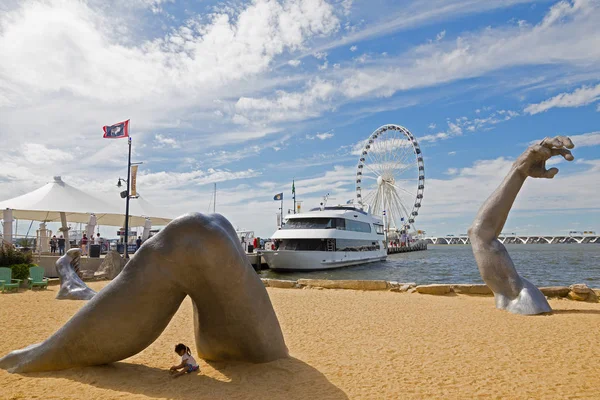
124 137 132 259
280 198 283 227
293 180 296 214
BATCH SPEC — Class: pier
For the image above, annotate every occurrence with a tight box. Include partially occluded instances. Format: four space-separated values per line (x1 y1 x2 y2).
387 241 428 254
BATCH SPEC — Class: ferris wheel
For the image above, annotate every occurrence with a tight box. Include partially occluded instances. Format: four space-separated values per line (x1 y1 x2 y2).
355 124 424 234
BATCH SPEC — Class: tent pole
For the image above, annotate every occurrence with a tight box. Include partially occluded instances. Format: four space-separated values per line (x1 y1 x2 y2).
124 137 132 259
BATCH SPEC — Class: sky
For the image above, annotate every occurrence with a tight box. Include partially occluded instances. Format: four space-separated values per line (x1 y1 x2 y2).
0 0 599 238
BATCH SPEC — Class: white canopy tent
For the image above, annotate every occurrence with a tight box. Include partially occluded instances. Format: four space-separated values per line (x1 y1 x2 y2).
0 176 173 245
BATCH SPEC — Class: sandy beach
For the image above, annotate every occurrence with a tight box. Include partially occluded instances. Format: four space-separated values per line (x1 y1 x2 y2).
1 281 599 399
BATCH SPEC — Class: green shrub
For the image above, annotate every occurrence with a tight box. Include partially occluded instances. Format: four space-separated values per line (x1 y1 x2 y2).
0 245 33 267
9 263 32 281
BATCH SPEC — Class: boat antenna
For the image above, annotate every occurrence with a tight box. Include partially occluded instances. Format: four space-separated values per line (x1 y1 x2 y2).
320 193 330 211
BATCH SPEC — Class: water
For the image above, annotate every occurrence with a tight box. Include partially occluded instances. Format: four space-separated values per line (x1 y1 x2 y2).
262 244 600 287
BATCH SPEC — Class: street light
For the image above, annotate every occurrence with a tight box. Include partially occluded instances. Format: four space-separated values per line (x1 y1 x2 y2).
116 164 142 259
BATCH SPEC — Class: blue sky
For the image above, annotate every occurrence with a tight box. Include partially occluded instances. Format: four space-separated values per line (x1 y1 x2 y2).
0 0 599 238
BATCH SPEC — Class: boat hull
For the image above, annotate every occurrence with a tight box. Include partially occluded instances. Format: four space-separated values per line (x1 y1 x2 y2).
262 249 387 271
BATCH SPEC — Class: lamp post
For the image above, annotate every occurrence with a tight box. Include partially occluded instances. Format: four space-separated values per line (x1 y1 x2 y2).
116 138 142 259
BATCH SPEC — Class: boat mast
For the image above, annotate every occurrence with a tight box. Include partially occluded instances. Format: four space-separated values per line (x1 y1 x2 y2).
213 183 216 213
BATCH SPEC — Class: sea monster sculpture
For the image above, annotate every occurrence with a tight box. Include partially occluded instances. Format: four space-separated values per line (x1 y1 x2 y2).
0 213 288 372
55 248 97 300
468 135 575 315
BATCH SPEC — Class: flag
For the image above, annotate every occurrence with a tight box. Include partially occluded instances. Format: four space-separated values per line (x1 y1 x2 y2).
274 193 283 201
292 180 295 195
103 119 130 139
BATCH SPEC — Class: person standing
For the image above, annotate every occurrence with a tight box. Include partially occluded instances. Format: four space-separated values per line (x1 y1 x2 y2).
58 235 66 255
81 234 88 256
136 236 143 250
50 235 58 254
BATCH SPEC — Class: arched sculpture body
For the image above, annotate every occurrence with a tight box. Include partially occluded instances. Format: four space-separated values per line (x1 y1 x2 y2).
56 249 97 300
468 136 575 315
0 213 288 372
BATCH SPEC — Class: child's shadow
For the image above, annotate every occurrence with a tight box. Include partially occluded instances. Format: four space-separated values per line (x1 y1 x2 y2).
34 357 349 400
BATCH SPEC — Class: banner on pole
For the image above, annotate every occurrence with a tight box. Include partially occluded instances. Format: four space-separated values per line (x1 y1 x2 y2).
130 165 138 197
273 193 283 201
103 119 130 139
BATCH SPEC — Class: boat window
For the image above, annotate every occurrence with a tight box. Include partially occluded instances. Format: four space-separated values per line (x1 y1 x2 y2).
336 239 380 252
278 239 327 251
374 224 385 235
283 218 345 230
345 219 372 233
277 239 380 252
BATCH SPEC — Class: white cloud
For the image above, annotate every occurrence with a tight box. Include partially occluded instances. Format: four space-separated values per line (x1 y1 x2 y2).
139 168 260 189
419 109 519 143
436 30 446 41
355 54 368 63
524 83 600 114
316 132 334 140
154 134 179 148
428 123 436 130
529 131 600 148
233 79 336 124
570 131 600 147
0 0 337 104
0 0 340 153
288 59 301 67
340 0 353 16
448 151 456 155
418 155 600 235
134 0 174 14
311 0 541 54
22 143 74 165
339 1 600 99
350 45 358 52
307 131 335 140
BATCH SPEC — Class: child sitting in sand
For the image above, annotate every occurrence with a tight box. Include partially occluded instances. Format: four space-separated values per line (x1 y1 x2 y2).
169 343 200 378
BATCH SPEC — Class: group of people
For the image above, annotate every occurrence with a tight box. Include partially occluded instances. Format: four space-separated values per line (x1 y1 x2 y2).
49 235 67 255
49 233 104 256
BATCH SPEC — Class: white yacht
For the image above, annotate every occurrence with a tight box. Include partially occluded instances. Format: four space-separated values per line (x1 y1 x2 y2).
262 205 387 271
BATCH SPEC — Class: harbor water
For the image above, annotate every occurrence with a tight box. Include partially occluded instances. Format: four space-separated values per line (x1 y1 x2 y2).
262 244 600 287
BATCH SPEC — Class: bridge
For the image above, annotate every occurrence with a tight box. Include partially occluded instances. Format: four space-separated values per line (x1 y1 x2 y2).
423 233 599 245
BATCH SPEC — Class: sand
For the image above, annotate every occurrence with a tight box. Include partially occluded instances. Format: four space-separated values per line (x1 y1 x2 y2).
1 282 599 399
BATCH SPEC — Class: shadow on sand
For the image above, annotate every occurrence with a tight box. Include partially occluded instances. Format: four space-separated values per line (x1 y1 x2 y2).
25 357 349 400
551 309 600 315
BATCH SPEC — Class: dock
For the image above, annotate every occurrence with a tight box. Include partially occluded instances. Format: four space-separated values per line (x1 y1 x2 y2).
387 240 428 254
